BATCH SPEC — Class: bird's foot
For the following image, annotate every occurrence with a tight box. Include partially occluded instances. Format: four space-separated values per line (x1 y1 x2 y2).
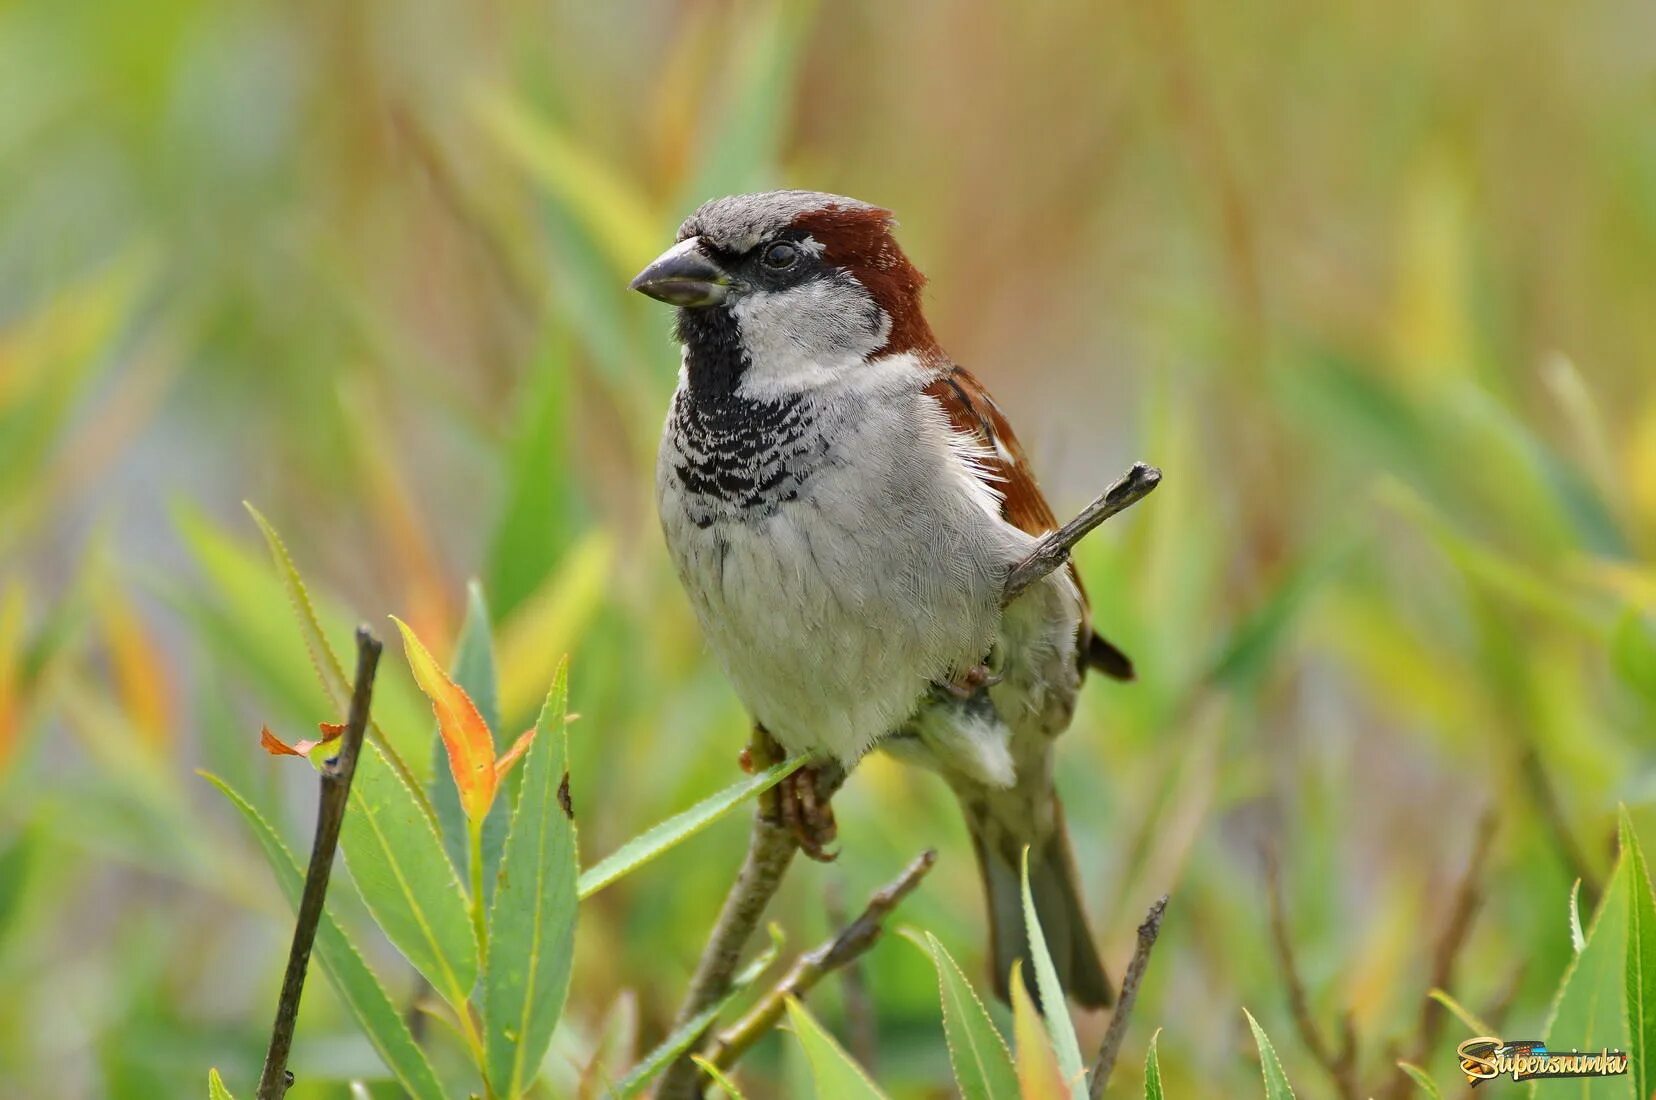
777 765 838 862
936 663 1003 700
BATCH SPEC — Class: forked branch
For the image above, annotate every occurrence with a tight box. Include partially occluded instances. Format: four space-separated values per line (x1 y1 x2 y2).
704 849 938 1074
256 627 382 1100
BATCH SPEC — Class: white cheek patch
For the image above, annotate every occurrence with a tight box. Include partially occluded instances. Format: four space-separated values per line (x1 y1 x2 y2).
732 277 892 396
796 234 827 258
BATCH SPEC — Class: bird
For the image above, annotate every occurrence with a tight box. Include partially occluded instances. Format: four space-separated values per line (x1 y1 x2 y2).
631 190 1133 1009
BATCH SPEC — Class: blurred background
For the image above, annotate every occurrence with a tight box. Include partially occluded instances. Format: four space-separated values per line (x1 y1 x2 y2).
2 0 1654 1095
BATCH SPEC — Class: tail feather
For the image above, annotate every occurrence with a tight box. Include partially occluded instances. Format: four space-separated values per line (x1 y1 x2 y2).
966 796 1112 1010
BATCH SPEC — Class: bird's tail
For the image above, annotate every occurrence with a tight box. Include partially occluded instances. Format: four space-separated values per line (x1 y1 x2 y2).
962 787 1112 1009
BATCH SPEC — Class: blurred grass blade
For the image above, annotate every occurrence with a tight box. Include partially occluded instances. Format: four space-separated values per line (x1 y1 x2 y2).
475 90 659 276
1425 989 1491 1037
246 505 427 798
1018 849 1085 1098
207 1068 235 1099
483 662 576 1097
1395 1062 1440 1098
612 927 785 1098
1010 961 1067 1100
693 1055 750 1099
1243 1010 1297 1100
1143 1029 1163 1100
679 0 818 203
908 930 1017 1100
784 995 890 1099
577 757 803 899
203 773 446 1100
1543 844 1629 1053
1570 878 1587 954
1620 808 1656 1100
497 531 611 724
340 741 479 1010
484 358 582 624
1611 608 1656 706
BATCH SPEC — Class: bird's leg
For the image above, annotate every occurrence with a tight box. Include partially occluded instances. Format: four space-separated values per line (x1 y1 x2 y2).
777 766 838 862
935 647 1005 700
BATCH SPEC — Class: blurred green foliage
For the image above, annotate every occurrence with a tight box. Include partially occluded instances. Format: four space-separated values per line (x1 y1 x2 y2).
1 0 1654 1096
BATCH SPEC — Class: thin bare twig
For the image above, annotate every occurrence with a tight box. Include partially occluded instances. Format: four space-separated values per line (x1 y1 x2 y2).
1002 463 1162 606
705 850 938 1073
1382 808 1498 1100
1088 895 1169 1099
654 729 846 1100
1264 843 1359 1100
257 627 383 1100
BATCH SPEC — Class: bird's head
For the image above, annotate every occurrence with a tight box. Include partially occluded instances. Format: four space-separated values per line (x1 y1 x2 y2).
631 190 936 394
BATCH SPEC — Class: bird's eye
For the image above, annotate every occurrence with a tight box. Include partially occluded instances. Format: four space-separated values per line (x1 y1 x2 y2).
761 241 799 269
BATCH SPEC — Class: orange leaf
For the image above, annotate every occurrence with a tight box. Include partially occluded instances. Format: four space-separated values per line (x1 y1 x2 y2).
393 615 497 822
494 726 538 783
260 721 343 759
97 583 174 753
0 584 27 776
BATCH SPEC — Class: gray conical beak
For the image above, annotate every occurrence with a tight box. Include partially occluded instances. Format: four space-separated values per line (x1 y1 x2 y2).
630 238 731 308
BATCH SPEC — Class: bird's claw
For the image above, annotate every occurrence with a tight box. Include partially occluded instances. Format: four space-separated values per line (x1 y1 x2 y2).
776 766 838 862
937 663 1002 700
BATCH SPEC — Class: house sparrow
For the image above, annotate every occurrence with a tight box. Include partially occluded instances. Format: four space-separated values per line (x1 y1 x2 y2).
632 190 1131 1008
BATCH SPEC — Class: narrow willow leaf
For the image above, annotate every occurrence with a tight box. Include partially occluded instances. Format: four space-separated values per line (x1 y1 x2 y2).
908 930 1017 1100
784 996 890 1100
693 1056 750 1100
1243 1010 1297 1100
1426 989 1492 1037
1143 1029 1163 1100
1543 849 1629 1057
202 773 445 1100
1396 1062 1441 1099
1011 961 1068 1100
1570 878 1586 954
577 758 803 899
1621 808 1656 1100
396 615 499 824
207 1068 235 1100
483 663 577 1097
340 741 478 1010
1019 849 1085 1098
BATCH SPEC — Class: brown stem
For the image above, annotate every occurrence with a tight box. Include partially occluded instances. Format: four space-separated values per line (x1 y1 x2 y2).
1002 464 1162 607
1087 896 1169 1099
653 728 846 1100
1265 843 1359 1100
256 627 383 1100
705 850 938 1074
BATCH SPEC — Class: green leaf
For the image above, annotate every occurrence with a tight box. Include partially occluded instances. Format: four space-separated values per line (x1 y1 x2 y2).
577 758 803 899
483 663 577 1097
610 926 784 1098
1243 1010 1297 1100
1396 1062 1441 1098
1621 808 1656 1100
1011 960 1068 1100
693 1055 750 1099
340 741 478 1010
909 930 1017 1100
784 996 890 1100
1143 1030 1163 1100
1019 849 1086 1099
202 773 445 1100
207 1068 235 1100
1612 607 1656 706
1544 846 1630 1065
1426 988 1493 1036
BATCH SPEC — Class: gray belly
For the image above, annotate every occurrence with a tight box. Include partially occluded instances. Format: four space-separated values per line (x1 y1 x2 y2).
657 383 1024 763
